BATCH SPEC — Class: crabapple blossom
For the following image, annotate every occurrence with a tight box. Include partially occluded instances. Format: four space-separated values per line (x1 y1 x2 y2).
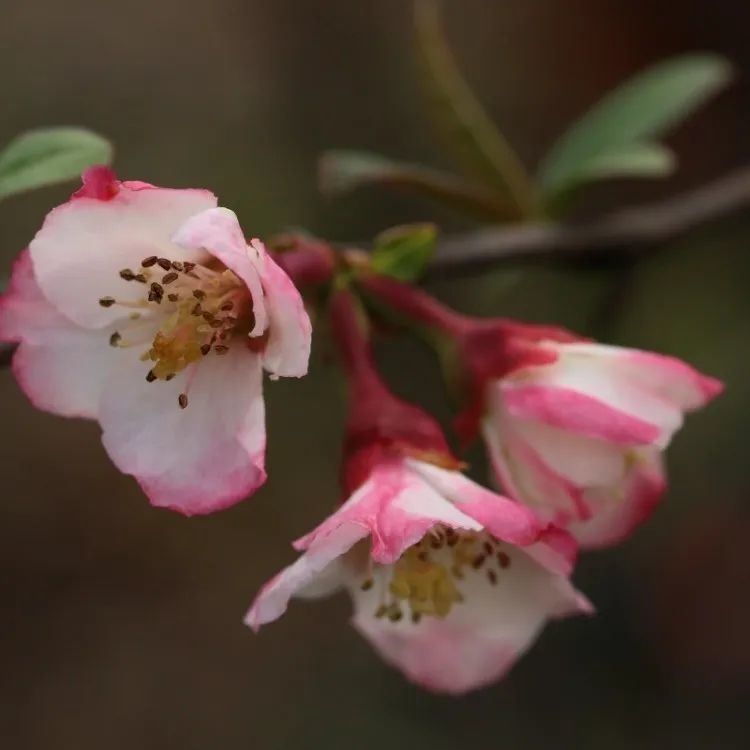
0 167 311 514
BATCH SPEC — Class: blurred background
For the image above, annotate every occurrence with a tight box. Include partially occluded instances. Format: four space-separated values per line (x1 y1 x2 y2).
1 0 749 747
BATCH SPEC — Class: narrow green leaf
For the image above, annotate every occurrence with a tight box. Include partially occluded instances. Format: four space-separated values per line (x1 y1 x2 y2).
414 0 536 218
371 223 437 282
319 149 519 221
0 127 113 201
539 54 732 198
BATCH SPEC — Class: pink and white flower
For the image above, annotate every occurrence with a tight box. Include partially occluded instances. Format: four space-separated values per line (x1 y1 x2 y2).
246 289 590 695
246 453 591 695
358 275 724 548
0 167 311 515
481 339 723 548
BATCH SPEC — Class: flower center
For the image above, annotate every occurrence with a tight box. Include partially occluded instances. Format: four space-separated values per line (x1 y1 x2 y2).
359 527 512 624
100 255 254 407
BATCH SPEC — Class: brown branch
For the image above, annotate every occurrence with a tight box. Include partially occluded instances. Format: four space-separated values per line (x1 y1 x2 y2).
426 166 750 278
2 167 750 369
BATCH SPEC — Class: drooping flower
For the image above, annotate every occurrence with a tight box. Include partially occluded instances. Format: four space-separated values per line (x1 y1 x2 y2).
359 275 723 548
246 290 591 694
0 167 311 514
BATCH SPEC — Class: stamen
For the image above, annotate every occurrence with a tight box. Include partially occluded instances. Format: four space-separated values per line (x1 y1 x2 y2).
146 370 157 382
109 331 121 347
171 261 184 272
162 272 179 285
360 579 374 591
178 393 188 409
167 293 180 302
213 345 229 355
193 289 206 300
119 269 136 281
497 551 511 569
99 296 116 307
141 256 158 267
157 258 172 271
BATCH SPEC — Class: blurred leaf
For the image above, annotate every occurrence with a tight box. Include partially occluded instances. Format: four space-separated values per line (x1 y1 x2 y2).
371 223 437 281
414 0 535 218
319 149 519 220
0 127 112 201
539 54 732 201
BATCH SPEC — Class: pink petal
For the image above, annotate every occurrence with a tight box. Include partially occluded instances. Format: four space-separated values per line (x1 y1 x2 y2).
561 343 724 409
171 208 268 336
252 239 312 378
568 449 666 549
245 521 368 631
404 459 542 545
99 345 266 515
293 460 482 565
350 540 591 695
30 175 217 330
0 250 124 418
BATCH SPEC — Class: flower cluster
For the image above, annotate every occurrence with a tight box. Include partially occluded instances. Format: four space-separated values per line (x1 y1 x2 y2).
0 169 723 694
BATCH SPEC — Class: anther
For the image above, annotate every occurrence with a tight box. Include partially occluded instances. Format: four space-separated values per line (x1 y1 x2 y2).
375 605 388 619
157 258 172 271
178 393 188 409
483 542 493 556
200 343 212 356
119 268 136 281
411 611 422 624
388 607 403 623
99 296 116 308
209 319 223 329
191 303 202 316
213 345 229 355
165 374 175 381
183 262 196 273
360 579 374 592
167 293 179 302
192 289 206 300
134 273 147 283
145 370 157 383
141 256 158 267
171 261 184 272
472 555 486 570
150 282 164 295
497 551 511 569
202 311 215 322
162 272 179 285
109 331 121 347
487 570 498 585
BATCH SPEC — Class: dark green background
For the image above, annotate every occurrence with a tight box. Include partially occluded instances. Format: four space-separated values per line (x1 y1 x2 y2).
1 1 749 747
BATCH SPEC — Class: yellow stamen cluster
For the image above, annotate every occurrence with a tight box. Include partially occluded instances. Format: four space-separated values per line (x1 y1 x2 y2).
362 527 513 624
101 255 253 408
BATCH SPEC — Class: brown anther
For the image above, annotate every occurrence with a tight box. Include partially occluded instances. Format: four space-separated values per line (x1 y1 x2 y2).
165 374 175 381
219 301 234 311
148 290 162 304
171 261 184 272
119 268 136 281
447 535 458 547
145 370 157 383
411 611 422 624
213 345 229 355
150 282 164 295
417 551 428 562
209 319 223 329
484 542 494 556
191 303 202 316
375 605 388 619
192 289 206 300
157 258 172 271
99 296 116 308
109 331 121 347
183 262 196 273
472 555 486 570
202 311 215 322
162 272 179 285
388 607 403 623
134 273 147 283
487 570 498 585
200 343 212 356
360 579 374 592
167 293 179 302
497 551 511 569
141 255 158 267
430 537 443 550
178 393 188 409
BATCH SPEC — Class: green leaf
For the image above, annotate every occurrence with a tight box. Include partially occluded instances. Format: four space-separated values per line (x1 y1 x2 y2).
318 149 519 221
0 127 113 201
539 54 732 200
414 0 535 218
371 223 437 281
